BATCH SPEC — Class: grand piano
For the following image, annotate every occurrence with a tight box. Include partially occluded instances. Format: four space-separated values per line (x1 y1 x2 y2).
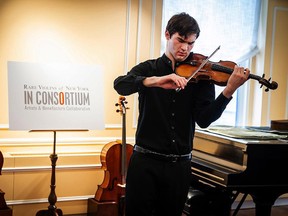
188 126 288 216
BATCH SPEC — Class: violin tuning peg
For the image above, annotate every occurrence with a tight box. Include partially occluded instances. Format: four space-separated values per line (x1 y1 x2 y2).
260 74 265 88
116 109 120 113
265 88 269 92
115 103 119 106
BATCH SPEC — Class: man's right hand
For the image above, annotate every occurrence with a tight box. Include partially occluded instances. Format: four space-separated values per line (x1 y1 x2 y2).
143 74 188 90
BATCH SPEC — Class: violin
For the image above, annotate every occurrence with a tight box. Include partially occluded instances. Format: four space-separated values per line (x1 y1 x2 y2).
175 52 278 92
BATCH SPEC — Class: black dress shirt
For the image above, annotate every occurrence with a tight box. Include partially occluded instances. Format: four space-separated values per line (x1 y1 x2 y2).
114 53 231 155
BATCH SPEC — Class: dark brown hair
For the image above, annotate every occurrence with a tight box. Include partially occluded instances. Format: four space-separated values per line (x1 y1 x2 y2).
166 12 200 39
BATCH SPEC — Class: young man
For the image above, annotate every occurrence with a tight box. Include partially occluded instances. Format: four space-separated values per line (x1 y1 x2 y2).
114 12 250 216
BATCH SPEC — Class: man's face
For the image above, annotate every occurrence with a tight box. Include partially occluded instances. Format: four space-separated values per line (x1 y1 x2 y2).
165 31 197 62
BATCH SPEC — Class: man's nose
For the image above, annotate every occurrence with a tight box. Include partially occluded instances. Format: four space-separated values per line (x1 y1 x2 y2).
181 43 188 51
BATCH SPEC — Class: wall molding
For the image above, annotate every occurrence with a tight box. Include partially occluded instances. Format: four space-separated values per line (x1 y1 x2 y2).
0 123 122 130
0 136 135 146
0 124 9 129
2 163 102 173
6 195 95 206
268 6 288 121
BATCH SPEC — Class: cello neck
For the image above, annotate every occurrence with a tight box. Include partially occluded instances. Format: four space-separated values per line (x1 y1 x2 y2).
117 96 129 185
121 108 127 184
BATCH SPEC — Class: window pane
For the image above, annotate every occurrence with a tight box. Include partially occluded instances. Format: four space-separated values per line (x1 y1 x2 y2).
161 0 261 126
162 0 261 62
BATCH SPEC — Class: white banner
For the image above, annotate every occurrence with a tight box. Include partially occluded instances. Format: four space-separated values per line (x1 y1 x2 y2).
8 61 105 130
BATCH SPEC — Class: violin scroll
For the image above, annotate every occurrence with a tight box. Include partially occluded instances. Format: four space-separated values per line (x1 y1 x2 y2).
249 73 278 92
260 74 278 92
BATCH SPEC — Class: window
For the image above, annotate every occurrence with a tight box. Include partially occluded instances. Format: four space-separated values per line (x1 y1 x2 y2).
161 0 261 126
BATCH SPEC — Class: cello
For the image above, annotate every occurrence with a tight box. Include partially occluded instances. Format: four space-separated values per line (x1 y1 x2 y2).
0 151 13 215
94 96 133 215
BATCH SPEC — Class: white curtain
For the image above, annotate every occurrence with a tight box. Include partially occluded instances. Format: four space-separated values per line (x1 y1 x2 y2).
161 0 262 64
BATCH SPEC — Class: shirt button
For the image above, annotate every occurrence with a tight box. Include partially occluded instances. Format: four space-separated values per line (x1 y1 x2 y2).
171 113 175 116
171 126 175 130
172 139 176 143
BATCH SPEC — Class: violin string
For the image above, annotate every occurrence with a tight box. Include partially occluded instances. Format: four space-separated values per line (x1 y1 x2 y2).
187 45 221 82
176 46 221 92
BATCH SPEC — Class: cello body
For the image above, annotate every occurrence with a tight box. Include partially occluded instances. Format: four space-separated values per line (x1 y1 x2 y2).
0 151 13 216
95 140 133 202
88 96 132 216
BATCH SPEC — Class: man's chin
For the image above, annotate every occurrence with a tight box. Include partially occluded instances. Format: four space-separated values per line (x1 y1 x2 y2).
176 55 188 62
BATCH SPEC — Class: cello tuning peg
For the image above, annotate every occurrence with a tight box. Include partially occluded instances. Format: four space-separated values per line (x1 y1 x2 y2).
115 103 119 106
116 109 120 113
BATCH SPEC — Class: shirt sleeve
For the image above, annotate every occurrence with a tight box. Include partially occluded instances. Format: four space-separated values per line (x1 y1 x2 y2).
114 61 151 96
114 73 146 96
195 91 232 128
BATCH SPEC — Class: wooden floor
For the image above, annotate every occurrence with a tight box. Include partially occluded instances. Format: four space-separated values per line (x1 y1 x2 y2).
231 205 288 216
67 206 288 215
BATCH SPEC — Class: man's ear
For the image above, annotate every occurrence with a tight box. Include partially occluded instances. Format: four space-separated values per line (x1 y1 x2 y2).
165 30 170 40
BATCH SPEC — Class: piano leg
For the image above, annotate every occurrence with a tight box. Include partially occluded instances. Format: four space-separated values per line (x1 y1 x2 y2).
209 191 232 216
190 181 233 216
250 188 284 216
254 202 272 216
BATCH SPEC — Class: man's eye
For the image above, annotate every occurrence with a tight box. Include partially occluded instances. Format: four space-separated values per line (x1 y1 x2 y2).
178 37 194 45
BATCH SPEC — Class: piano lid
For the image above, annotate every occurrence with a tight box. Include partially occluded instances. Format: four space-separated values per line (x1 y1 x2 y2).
192 126 288 172
198 125 288 140
192 126 288 187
